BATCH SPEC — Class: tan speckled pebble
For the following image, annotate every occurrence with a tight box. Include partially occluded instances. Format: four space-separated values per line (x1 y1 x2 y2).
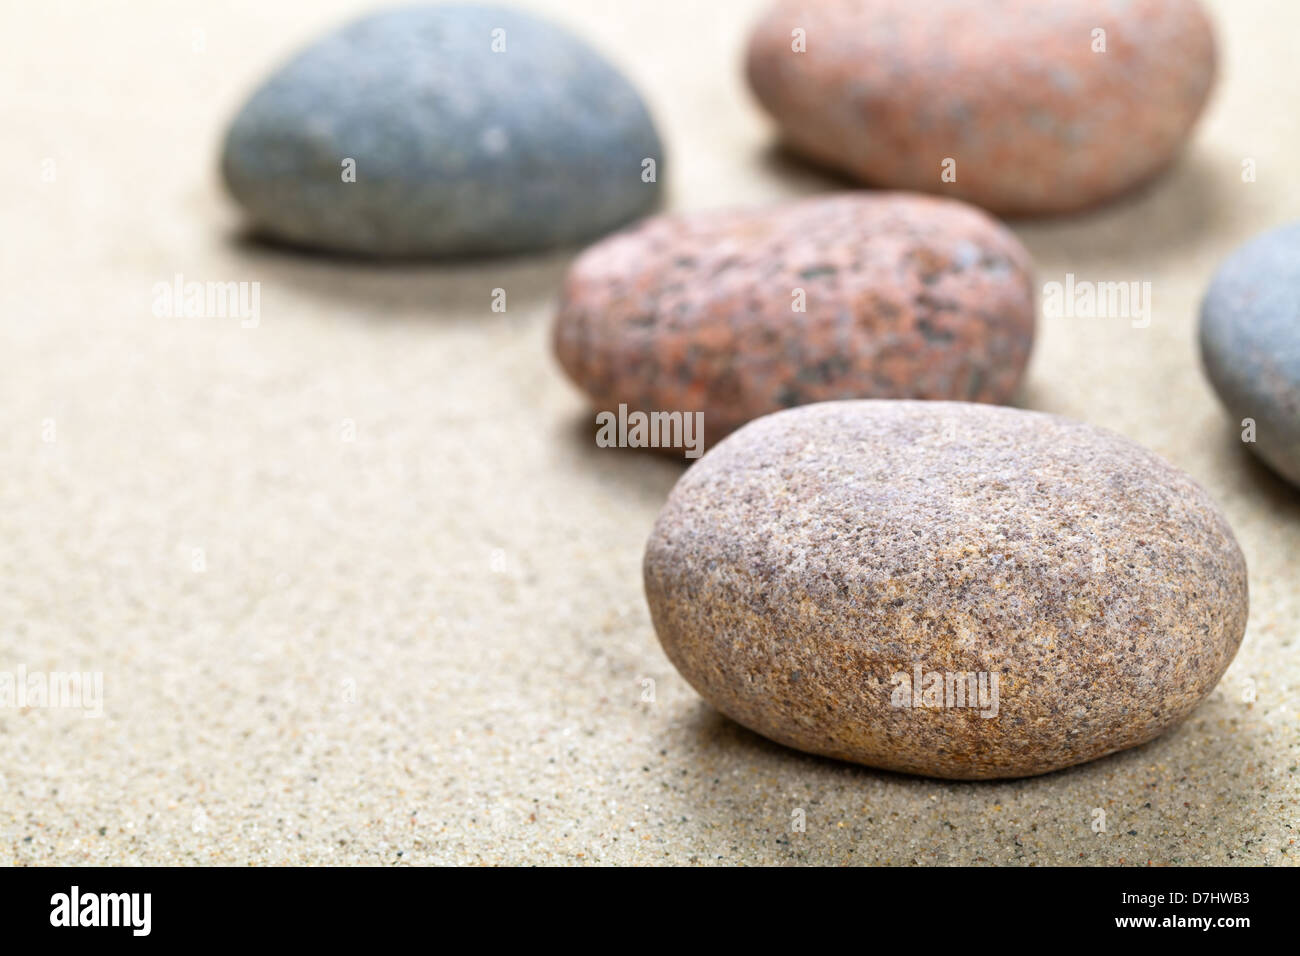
644 401 1249 780
745 0 1217 215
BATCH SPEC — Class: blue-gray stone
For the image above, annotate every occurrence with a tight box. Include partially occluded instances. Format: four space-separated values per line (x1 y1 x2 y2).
221 4 663 256
1200 221 1300 486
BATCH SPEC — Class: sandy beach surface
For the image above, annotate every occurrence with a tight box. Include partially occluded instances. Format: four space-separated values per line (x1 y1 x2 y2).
1 0 1296 865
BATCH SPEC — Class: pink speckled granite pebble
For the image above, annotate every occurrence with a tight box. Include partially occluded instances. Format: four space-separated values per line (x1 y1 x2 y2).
554 192 1033 450
745 0 1216 215
644 401 1248 780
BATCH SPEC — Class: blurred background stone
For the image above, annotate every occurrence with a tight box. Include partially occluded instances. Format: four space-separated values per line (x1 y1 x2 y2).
223 5 663 256
1200 221 1300 487
746 0 1217 216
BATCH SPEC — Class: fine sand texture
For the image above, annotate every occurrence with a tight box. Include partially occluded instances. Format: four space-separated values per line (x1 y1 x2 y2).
1 0 1296 865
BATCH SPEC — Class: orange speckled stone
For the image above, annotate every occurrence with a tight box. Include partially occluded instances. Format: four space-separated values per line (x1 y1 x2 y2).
553 192 1034 450
644 401 1249 780
746 0 1217 215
